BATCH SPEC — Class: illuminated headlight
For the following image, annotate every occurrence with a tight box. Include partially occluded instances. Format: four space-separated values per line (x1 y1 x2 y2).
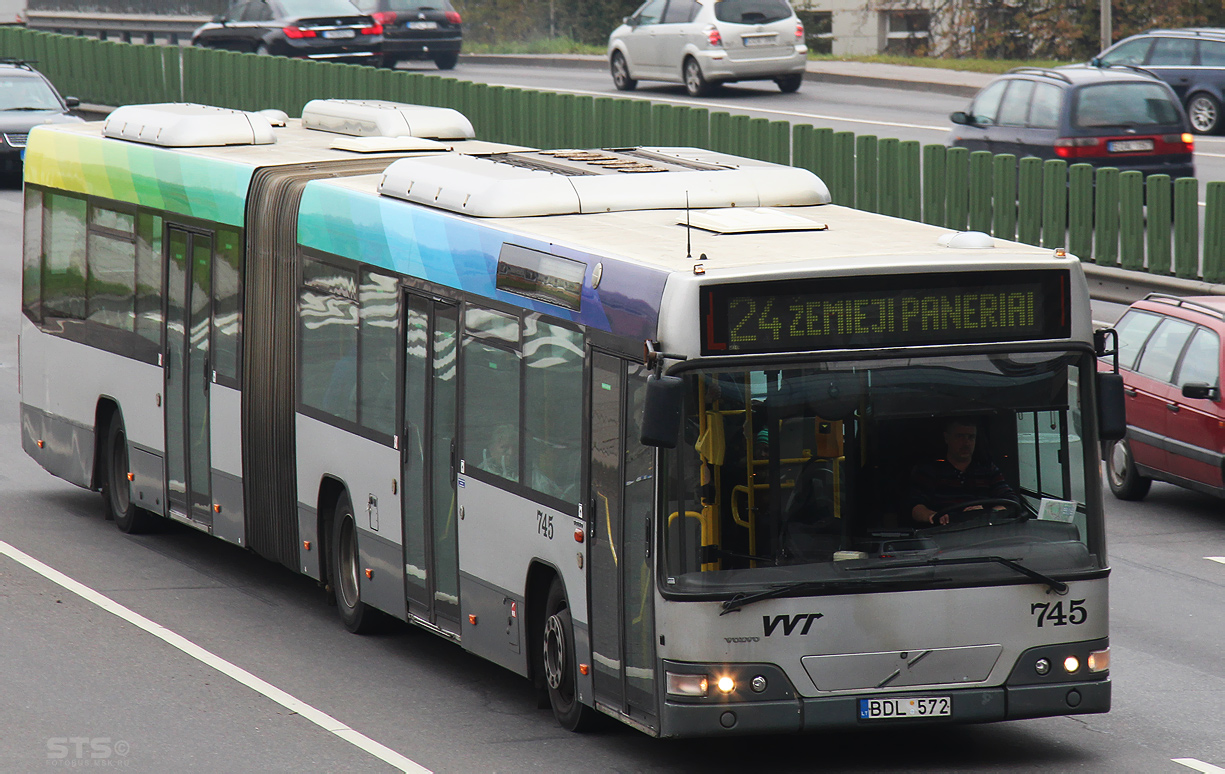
716 675 736 694
1087 647 1110 673
1063 655 1081 674
666 672 708 697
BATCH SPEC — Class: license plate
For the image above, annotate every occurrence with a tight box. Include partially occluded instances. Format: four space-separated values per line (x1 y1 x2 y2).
859 697 951 720
408 20 438 29
1108 139 1154 153
322 29 356 39
742 35 776 47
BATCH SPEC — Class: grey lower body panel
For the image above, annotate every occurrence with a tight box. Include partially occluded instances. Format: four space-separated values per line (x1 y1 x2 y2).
460 573 526 677
22 403 94 489
358 527 406 621
659 680 1110 737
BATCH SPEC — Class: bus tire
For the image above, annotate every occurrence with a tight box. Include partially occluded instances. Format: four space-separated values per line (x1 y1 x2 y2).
539 577 598 731
1107 439 1151 501
102 418 156 534
329 492 383 633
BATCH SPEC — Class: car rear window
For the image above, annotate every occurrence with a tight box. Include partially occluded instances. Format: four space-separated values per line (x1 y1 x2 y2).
1072 83 1180 128
385 0 456 10
714 0 793 25
282 0 369 16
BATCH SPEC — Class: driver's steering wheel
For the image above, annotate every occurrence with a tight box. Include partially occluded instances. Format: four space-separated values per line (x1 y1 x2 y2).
928 497 1026 527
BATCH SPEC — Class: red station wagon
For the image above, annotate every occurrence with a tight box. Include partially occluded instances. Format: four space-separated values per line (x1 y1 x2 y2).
1104 294 1225 500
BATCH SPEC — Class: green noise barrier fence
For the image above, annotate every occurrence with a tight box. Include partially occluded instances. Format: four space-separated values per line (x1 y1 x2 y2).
5 27 1224 283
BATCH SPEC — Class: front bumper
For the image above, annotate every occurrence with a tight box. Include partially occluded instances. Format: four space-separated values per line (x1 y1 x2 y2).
660 678 1110 737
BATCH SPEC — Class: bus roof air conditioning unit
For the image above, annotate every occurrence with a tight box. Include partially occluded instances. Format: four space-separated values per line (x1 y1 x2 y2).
378 147 830 217
102 103 277 147
300 99 475 141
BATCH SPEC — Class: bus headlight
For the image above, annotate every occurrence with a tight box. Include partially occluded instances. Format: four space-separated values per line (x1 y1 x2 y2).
1087 647 1110 673
715 675 736 694
1063 655 1080 674
666 672 708 697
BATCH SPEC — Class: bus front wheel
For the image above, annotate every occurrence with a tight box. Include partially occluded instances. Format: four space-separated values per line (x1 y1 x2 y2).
329 493 383 633
102 418 156 534
539 577 598 731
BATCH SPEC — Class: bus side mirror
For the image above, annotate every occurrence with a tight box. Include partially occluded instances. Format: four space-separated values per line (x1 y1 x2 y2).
641 374 684 448
1097 372 1126 441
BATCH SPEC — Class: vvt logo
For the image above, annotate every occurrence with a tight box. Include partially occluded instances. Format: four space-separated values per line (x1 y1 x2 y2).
762 613 823 636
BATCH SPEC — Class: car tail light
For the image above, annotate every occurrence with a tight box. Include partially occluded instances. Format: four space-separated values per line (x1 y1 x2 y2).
1053 136 1104 158
371 11 395 25
796 21 804 40
1161 132 1194 152
445 10 462 24
705 25 722 47
359 22 383 35
282 25 316 39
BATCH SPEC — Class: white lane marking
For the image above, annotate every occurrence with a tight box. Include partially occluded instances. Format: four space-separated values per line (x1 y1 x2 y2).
1173 758 1225 773
1207 556 1225 565
0 540 430 774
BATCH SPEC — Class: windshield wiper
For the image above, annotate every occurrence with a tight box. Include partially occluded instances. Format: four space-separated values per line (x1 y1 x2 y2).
719 579 876 615
843 555 1068 594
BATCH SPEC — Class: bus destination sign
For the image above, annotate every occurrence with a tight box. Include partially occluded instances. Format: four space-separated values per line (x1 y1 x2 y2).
702 270 1069 355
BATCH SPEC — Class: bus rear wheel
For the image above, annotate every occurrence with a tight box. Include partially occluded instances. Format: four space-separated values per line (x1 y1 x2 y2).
102 418 156 534
539 578 597 731
329 492 383 633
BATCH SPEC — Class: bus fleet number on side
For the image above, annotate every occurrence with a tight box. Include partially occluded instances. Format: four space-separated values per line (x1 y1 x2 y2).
537 510 554 540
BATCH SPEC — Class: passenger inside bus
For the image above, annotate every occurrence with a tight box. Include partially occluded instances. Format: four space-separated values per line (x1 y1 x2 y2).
480 424 519 482
908 418 1019 527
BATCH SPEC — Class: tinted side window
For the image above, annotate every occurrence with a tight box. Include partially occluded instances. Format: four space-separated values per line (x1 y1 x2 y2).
1029 82 1063 129
997 79 1035 126
714 0 792 24
300 258 358 423
1201 40 1225 67
1115 310 1162 370
1136 317 1196 383
1074 83 1179 128
42 192 88 320
1147 37 1197 66
969 80 1008 125
1175 327 1221 388
1099 37 1151 66
662 0 698 23
634 0 667 25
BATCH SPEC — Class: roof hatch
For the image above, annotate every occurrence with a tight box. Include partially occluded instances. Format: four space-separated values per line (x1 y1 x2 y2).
102 103 276 147
300 99 474 140
377 147 830 217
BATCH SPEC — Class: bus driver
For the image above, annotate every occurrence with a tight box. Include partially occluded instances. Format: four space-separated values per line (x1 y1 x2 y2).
909 418 1018 526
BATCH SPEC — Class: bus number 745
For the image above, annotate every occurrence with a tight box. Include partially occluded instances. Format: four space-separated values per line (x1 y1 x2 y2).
1030 600 1087 627
537 510 554 540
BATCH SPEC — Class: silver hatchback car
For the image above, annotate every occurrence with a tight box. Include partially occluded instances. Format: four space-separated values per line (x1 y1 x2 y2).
608 0 807 97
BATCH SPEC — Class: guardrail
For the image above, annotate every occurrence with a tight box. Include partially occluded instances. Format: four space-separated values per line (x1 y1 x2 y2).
24 10 206 45
3 25 1223 297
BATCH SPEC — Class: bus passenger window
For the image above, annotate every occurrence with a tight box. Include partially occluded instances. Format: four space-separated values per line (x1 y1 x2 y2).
463 337 521 482
22 188 42 321
523 317 582 500
41 192 88 320
86 205 137 332
359 270 399 435
135 213 163 346
212 227 240 379
299 258 358 423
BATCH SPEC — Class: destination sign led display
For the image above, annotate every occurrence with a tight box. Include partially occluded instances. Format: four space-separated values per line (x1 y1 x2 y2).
701 270 1069 355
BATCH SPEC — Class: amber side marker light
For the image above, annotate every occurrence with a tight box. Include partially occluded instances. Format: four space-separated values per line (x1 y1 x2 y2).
1088 648 1110 673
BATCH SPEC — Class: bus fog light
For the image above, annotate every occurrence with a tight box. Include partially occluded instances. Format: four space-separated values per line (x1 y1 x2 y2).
750 675 767 693
716 675 735 694
1088 648 1110 673
666 672 708 697
1063 655 1080 674
1034 658 1051 676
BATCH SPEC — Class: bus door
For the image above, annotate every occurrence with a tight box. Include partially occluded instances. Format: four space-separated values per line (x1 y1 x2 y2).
163 226 213 527
402 294 461 635
589 353 658 727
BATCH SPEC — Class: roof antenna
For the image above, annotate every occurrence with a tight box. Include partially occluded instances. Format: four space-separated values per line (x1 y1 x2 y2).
686 191 692 260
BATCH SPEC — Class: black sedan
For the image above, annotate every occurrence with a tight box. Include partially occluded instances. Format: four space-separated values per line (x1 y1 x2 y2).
0 59 83 176
192 0 383 64
352 0 463 70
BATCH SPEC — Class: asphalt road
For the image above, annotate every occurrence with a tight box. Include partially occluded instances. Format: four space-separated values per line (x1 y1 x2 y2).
2 177 1224 772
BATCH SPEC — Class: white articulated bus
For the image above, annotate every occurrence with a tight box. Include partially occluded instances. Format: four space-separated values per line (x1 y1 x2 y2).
20 98 1126 737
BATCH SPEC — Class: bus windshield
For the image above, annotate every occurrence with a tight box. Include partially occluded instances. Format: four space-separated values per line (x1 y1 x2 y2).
661 349 1102 596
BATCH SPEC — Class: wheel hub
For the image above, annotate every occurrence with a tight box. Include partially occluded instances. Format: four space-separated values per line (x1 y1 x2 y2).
543 614 566 690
